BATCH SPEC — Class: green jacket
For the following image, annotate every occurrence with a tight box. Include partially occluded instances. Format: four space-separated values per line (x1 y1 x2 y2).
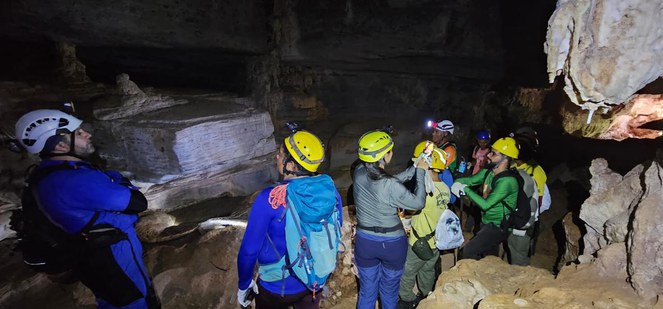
456 169 518 225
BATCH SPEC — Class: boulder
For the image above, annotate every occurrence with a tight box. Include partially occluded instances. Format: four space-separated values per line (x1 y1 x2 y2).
579 159 643 254
627 162 663 299
92 95 278 210
558 212 581 269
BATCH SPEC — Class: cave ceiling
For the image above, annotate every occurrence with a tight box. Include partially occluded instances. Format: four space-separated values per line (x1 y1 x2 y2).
0 0 661 141
0 0 505 82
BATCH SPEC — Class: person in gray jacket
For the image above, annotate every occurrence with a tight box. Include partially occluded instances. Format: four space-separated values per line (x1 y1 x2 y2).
353 129 428 309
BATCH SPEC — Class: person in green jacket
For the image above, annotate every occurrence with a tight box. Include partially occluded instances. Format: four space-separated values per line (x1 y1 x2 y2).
398 142 450 309
450 137 519 260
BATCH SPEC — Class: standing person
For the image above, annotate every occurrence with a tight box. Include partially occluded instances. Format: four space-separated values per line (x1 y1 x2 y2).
451 137 519 260
353 130 428 309
236 126 342 309
471 130 491 175
428 120 458 172
398 142 450 309
463 129 491 233
510 127 548 265
14 109 159 308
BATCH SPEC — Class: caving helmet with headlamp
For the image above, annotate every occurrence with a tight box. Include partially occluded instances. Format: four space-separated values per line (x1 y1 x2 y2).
15 109 83 154
412 140 447 171
427 119 454 135
476 130 491 141
283 122 325 173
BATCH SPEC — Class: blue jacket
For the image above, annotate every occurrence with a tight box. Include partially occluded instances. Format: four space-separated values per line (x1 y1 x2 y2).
34 160 152 309
439 169 456 204
237 178 343 295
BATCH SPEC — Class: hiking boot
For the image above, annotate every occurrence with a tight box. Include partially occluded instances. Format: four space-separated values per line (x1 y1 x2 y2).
397 298 416 309
412 293 425 307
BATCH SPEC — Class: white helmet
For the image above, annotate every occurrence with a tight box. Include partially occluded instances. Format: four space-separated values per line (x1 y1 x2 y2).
15 109 83 154
435 120 454 135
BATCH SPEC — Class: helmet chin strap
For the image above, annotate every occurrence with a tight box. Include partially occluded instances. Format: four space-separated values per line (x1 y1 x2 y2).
40 133 86 160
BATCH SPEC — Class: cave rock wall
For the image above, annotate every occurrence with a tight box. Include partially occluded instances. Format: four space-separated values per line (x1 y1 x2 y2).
545 0 663 110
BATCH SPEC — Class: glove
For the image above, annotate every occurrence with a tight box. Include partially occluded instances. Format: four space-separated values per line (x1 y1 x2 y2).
237 279 259 307
451 182 467 197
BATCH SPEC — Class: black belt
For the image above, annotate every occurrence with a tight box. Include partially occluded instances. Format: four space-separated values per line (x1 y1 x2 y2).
357 222 403 233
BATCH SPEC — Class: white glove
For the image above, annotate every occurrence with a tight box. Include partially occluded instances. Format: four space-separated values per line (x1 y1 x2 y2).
451 182 467 197
237 279 259 307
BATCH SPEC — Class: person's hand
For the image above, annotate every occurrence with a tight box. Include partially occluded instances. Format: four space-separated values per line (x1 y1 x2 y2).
416 157 430 170
237 279 259 307
451 182 467 197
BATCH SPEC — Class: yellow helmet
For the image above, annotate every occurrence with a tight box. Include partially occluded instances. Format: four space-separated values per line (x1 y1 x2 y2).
491 137 519 159
284 130 325 172
412 141 447 170
358 130 394 163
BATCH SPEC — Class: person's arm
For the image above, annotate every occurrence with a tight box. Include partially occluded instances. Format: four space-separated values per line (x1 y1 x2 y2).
237 188 273 290
532 166 547 198
390 168 427 210
68 170 144 213
464 176 518 211
393 165 416 182
456 169 489 187
439 169 456 204
124 190 147 214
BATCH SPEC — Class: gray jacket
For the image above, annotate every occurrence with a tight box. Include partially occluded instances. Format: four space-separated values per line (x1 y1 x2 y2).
353 164 427 237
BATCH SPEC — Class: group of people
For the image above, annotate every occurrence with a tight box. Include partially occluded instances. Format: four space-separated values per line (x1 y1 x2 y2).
11 107 547 309
236 118 549 309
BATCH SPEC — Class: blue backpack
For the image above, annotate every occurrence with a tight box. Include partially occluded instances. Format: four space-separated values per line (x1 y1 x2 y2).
262 174 343 295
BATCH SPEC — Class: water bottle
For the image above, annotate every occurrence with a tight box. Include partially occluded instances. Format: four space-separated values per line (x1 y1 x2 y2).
458 157 467 174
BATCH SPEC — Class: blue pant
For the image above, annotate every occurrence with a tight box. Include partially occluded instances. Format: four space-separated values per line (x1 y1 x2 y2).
354 231 408 309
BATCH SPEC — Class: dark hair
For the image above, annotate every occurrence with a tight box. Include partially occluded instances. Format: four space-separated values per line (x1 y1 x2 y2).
363 160 392 181
280 143 316 177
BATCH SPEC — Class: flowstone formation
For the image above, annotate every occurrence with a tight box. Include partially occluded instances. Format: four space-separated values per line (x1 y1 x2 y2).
545 0 663 139
546 0 663 108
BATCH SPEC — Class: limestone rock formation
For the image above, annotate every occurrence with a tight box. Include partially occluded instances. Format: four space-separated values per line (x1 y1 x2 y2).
93 74 188 120
574 159 663 300
579 159 643 253
91 95 278 210
54 42 91 85
417 257 554 309
0 1 270 53
418 256 646 308
599 94 663 141
628 162 663 298
558 212 581 269
545 0 663 109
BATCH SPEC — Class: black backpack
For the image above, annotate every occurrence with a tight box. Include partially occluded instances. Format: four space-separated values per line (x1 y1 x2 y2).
11 164 88 276
491 168 538 230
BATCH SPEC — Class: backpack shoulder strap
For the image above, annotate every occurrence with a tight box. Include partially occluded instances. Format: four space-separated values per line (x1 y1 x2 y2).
488 169 519 212
26 162 98 234
27 163 79 185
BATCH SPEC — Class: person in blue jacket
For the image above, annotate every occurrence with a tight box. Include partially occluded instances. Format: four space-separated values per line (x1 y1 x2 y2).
236 127 342 309
14 109 159 309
